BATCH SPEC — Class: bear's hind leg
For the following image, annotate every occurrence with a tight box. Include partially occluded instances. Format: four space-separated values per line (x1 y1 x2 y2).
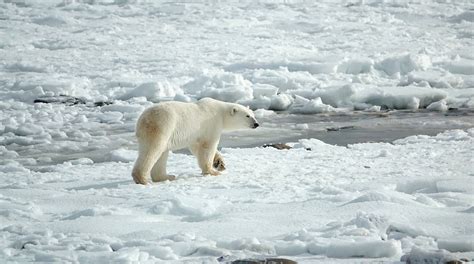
151 150 176 182
132 140 166 185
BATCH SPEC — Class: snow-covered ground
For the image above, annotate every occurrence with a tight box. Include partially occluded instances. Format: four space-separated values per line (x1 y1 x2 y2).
1 0 474 263
1 129 473 263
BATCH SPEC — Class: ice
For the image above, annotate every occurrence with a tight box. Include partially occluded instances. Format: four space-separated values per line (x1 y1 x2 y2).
252 83 279 98
217 238 274 254
4 62 47 73
100 104 144 114
449 11 474 23
183 70 253 103
119 81 182 102
442 59 474 76
426 99 448 112
269 94 294 111
375 54 432 76
32 15 72 27
253 109 275 119
337 58 374 75
274 240 307 256
145 246 177 260
436 179 474 193
326 240 401 258
291 96 335 114
4 123 44 136
239 96 271 110
438 238 474 253
361 86 447 110
400 70 464 89
1 1 474 263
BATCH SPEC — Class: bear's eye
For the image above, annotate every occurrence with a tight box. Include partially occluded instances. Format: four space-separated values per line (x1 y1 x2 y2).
246 115 250 118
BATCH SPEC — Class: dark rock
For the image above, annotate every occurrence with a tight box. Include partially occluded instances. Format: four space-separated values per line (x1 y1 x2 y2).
231 258 297 264
34 95 86 106
263 143 292 150
326 125 355 132
94 101 114 107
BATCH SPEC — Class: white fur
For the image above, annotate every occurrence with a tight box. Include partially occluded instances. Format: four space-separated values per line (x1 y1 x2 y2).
132 98 258 184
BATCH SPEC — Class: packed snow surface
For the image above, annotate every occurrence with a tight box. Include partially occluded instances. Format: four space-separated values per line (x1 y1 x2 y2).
1 0 474 263
1 129 473 263
1 0 474 111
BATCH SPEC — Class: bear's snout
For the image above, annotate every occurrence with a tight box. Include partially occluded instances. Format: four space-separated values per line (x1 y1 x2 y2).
253 122 259 129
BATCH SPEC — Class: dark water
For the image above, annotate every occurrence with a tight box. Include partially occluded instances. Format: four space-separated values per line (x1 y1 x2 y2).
11 109 474 169
220 109 474 147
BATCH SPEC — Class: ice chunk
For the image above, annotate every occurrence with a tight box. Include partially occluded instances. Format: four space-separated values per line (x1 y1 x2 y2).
146 246 177 260
400 71 464 89
173 94 192 102
290 96 335 114
269 94 293 111
4 124 44 136
217 238 275 254
338 58 374 74
120 81 182 102
184 70 253 103
438 237 474 252
238 96 271 110
32 15 73 27
442 59 474 75
362 86 446 110
295 138 332 150
375 54 431 76
274 240 307 256
97 112 123 124
68 158 93 165
252 83 278 98
100 104 145 114
326 240 401 258
254 109 275 118
436 179 474 193
426 100 448 112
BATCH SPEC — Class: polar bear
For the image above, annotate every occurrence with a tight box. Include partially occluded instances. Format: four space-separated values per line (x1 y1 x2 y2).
132 98 259 185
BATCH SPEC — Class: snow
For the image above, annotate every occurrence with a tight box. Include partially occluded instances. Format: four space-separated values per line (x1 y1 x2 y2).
1 1 474 111
1 129 473 263
1 0 474 263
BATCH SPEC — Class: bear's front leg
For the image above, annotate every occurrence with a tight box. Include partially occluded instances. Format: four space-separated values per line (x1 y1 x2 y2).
213 151 226 172
192 141 221 176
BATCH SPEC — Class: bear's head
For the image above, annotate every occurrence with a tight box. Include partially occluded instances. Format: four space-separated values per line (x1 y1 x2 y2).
224 104 259 131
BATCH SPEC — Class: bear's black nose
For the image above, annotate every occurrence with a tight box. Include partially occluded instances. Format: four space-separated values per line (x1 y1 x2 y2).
253 123 259 129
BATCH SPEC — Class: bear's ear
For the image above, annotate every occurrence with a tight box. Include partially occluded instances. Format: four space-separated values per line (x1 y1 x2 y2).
231 107 238 116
